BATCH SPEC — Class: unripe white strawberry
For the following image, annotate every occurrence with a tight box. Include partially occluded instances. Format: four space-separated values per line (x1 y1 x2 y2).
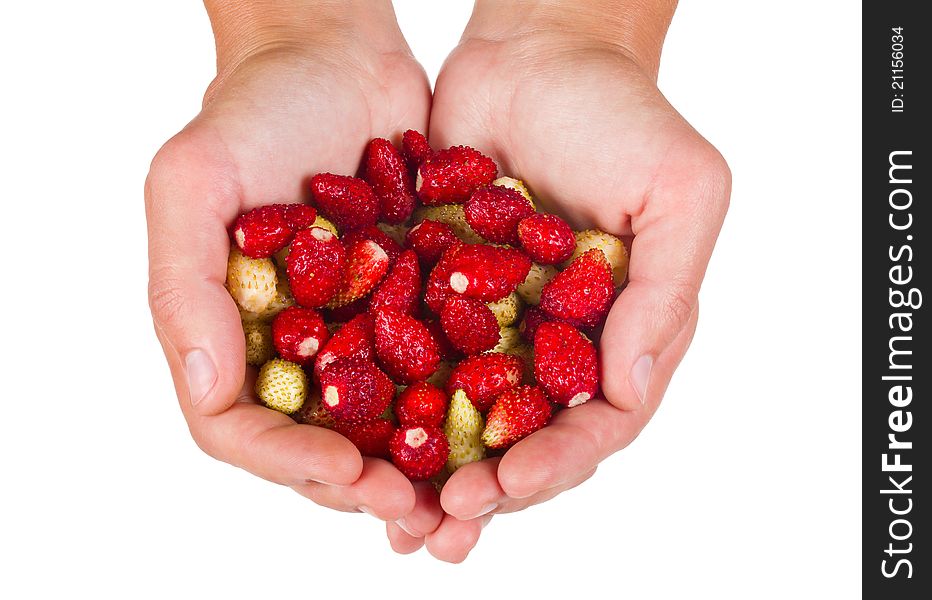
376 222 409 246
564 229 629 286
227 248 279 314
487 292 523 327
413 204 485 244
242 320 273 366
239 278 295 323
492 176 536 209
255 358 308 415
313 215 339 237
516 263 559 305
493 327 535 379
426 360 455 389
444 390 486 472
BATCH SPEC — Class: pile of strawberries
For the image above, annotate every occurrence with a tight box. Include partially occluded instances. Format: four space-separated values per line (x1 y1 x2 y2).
227 131 628 483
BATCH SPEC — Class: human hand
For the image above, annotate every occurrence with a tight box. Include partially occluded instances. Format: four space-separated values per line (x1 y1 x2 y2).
387 0 731 561
145 0 433 522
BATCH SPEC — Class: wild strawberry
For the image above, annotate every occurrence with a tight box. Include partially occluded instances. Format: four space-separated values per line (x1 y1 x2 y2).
369 250 421 317
446 352 524 413
286 227 346 308
232 205 295 258
242 320 273 366
323 297 369 324
389 425 450 480
487 292 523 328
395 381 448 427
313 312 374 380
363 138 417 224
539 249 614 327
255 358 308 415
320 357 395 423
227 248 278 314
292 390 336 429
373 308 441 384
326 239 390 308
271 306 329 367
516 262 559 305
335 418 396 459
481 386 552 449
405 220 459 266
447 244 532 302
310 173 379 231
415 146 497 205
440 296 500 356
423 240 465 314
444 389 485 472
517 213 575 264
534 321 598 407
402 129 433 172
413 204 485 244
564 229 629 286
464 186 535 245
340 225 404 263
519 305 553 343
282 204 318 231
492 176 535 207
423 319 460 361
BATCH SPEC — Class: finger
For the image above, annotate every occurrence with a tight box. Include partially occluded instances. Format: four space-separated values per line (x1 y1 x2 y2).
386 521 424 555
395 482 444 538
499 309 699 498
292 458 415 520
439 458 505 521
600 143 730 411
145 129 245 417
186 376 363 486
495 467 597 514
424 513 493 564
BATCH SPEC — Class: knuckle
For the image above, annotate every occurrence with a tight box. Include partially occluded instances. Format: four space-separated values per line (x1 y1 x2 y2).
147 268 188 329
659 279 699 333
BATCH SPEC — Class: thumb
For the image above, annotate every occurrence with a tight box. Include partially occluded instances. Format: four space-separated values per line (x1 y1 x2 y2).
600 147 730 411
145 131 245 417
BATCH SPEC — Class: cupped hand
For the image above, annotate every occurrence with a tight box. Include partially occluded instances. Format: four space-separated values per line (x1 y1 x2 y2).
145 8 435 523
394 12 730 562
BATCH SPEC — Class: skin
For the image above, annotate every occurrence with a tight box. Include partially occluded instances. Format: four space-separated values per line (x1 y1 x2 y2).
146 0 730 563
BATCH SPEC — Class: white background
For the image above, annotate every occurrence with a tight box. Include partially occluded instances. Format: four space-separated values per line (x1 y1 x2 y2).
0 1 861 597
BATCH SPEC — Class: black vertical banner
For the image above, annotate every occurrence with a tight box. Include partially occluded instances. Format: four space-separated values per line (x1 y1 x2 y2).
863 2 927 595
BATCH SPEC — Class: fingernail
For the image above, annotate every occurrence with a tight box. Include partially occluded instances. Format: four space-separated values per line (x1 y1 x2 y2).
358 505 375 517
185 349 217 407
480 514 494 529
630 355 653 405
469 503 498 520
395 518 420 537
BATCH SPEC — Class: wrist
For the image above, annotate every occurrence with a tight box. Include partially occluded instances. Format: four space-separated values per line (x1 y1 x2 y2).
205 0 406 74
464 0 677 77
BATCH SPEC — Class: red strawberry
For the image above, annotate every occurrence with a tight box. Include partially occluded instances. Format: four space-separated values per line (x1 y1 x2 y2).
326 239 390 308
340 225 404 263
440 296 500 355
534 321 599 407
517 213 575 264
519 305 554 343
389 425 450 480
323 297 369 324
335 418 395 459
539 249 614 327
373 308 440 384
362 138 417 224
446 353 525 412
232 204 294 258
402 129 433 172
369 250 421 317
423 240 465 314
423 319 460 361
447 244 532 302
286 227 346 308
313 313 374 380
310 173 379 231
282 204 318 231
415 146 497 205
395 382 448 427
464 186 535 244
481 386 552 449
320 357 395 423
271 306 329 366
405 219 459 266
